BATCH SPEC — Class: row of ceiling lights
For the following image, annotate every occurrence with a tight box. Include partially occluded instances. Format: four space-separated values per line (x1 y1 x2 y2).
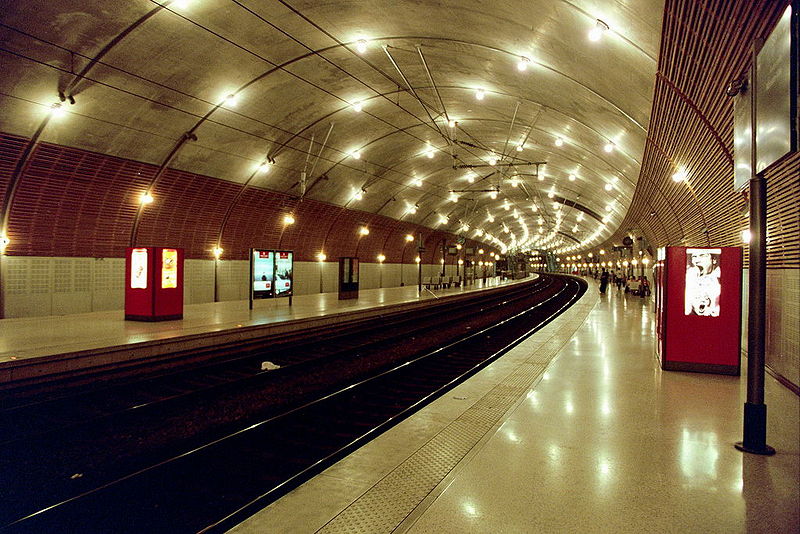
39 11 655 259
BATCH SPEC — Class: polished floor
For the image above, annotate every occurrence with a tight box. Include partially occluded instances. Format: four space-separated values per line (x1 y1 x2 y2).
229 279 800 534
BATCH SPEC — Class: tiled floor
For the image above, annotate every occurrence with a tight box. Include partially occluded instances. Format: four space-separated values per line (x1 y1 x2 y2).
229 279 800 533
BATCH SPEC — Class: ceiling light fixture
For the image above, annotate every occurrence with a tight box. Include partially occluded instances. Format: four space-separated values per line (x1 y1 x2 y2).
353 101 363 112
283 214 295 225
359 226 370 236
589 19 610 42
352 150 361 160
604 141 615 152
49 102 66 118
405 234 415 242
223 93 238 107
517 56 531 71
568 174 576 182
140 192 154 205
356 39 368 53
672 169 688 182
475 88 486 100
555 137 564 147
604 183 613 191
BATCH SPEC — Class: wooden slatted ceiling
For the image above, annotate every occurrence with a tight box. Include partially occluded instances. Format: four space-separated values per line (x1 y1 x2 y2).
0 133 28 209
608 0 798 268
0 135 494 261
7 142 153 257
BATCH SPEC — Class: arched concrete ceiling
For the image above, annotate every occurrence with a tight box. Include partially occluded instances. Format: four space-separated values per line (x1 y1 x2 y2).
0 0 663 254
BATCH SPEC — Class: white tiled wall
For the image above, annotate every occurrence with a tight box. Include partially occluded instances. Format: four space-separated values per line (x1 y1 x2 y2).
1 256 479 317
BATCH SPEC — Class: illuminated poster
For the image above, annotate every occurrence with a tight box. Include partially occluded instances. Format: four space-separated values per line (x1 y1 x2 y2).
161 249 178 289
253 249 274 298
684 248 722 316
131 248 148 289
274 251 293 297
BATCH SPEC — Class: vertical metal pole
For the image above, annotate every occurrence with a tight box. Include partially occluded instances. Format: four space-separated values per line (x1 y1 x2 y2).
213 257 219 303
0 252 4 319
736 172 774 455
417 259 422 293
736 47 774 455
417 234 423 293
248 250 253 311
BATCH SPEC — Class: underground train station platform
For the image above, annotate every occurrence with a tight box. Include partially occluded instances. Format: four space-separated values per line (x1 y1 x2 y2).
0 276 522 387
228 279 799 534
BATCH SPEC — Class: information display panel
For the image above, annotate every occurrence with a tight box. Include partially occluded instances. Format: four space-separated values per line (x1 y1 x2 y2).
274 250 294 297
252 249 274 299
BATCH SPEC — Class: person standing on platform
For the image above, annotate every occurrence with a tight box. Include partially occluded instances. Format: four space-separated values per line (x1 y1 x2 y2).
599 269 609 294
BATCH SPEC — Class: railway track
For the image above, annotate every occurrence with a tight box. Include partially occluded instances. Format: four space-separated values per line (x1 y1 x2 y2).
0 274 585 533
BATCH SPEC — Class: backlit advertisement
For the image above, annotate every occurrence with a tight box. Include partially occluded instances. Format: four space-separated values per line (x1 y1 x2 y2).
684 248 722 317
274 250 293 297
252 249 274 298
161 249 178 289
131 248 148 289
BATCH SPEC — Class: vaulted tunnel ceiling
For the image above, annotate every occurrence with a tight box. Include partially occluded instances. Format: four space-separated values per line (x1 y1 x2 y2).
0 0 664 255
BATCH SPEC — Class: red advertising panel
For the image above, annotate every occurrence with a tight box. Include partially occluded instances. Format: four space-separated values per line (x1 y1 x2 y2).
658 246 742 374
125 247 184 321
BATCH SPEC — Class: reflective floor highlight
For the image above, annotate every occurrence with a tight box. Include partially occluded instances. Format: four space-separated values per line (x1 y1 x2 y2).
230 278 800 534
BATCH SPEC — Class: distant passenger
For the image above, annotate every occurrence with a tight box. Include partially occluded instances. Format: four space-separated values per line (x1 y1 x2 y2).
599 269 609 294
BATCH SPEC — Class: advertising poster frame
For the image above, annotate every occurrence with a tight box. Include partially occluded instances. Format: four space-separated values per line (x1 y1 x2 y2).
249 248 294 310
273 250 294 298
251 249 275 300
657 246 742 375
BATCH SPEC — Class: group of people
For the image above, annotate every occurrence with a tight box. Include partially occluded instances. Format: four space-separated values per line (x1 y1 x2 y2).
598 268 650 296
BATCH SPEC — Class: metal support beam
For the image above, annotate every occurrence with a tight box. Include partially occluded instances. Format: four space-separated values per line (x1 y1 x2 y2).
735 43 774 456
454 161 546 169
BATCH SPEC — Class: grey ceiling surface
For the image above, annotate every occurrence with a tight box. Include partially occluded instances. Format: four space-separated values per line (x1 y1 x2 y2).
0 0 664 253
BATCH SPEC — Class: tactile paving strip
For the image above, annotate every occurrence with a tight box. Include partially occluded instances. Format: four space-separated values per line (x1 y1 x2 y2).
317 289 599 534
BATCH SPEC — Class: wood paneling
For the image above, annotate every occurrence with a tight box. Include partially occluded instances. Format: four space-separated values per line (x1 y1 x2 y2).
0 137 495 261
609 0 797 268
